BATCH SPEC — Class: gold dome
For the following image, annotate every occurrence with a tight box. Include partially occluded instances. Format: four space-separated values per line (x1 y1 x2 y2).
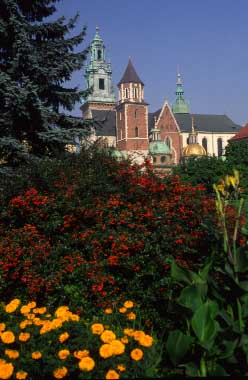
182 143 206 157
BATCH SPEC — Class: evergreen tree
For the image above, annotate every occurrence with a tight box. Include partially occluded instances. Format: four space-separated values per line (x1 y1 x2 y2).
0 0 89 163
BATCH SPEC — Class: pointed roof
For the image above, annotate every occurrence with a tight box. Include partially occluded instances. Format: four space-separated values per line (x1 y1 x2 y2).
118 58 144 86
230 123 248 141
172 70 190 114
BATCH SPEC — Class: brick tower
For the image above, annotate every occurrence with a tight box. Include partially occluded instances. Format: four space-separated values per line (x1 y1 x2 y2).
116 59 149 162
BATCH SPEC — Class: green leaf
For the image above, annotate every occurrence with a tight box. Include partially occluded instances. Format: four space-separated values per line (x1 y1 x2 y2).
208 363 229 376
180 362 199 376
241 294 248 318
235 249 248 273
178 283 207 312
238 281 248 291
171 260 193 284
199 261 212 281
166 330 194 366
219 339 238 359
191 301 219 349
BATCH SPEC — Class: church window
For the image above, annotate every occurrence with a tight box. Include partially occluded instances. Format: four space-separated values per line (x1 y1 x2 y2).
161 156 166 163
153 156 157 163
186 137 189 144
217 138 223 157
125 88 129 98
202 137 208 152
134 109 138 118
134 88 138 98
135 127 139 137
165 137 171 149
99 78 105 90
97 50 102 60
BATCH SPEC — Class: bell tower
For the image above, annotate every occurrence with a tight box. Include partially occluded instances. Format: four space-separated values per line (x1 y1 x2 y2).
116 58 148 162
81 27 116 118
172 69 190 114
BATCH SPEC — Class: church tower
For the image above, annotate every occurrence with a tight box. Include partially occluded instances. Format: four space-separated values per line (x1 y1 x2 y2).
172 70 190 114
116 59 149 162
81 27 116 118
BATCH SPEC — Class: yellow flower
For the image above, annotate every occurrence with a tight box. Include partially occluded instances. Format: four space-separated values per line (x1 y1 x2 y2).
123 300 134 308
1 331 15 344
78 356 95 371
51 318 63 329
5 299 20 313
26 313 35 320
127 312 136 320
0 360 14 379
105 369 120 379
33 318 43 326
19 332 30 342
121 336 129 344
59 332 69 343
100 330 116 343
70 313 80 322
133 330 145 341
105 308 113 314
16 371 28 379
0 323 6 332
91 323 104 335
123 328 134 336
27 301 36 309
130 348 143 361
20 305 31 314
58 349 70 360
110 339 125 355
139 334 153 347
117 364 126 372
5 349 19 359
19 320 32 329
99 344 114 359
73 350 89 359
33 307 47 314
31 351 42 359
55 306 69 318
53 367 68 379
118 307 127 313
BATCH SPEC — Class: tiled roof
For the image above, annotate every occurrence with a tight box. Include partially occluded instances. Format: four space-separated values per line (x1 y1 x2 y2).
91 110 116 136
230 123 248 140
148 111 241 133
118 58 144 86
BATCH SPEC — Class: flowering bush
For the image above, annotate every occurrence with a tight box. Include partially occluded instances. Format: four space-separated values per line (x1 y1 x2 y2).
0 298 160 379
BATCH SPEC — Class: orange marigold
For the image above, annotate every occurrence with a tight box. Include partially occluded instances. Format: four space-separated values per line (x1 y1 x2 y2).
5 299 20 313
0 360 14 379
59 332 69 343
20 305 31 314
16 371 28 379
0 323 6 332
139 334 153 347
110 340 125 355
5 349 19 359
91 323 104 335
127 312 136 320
105 369 120 379
78 356 95 371
117 364 126 372
118 307 127 313
73 350 89 359
123 300 134 309
99 344 114 359
130 348 143 361
19 332 30 342
1 331 15 344
31 351 42 359
100 330 116 343
53 366 68 379
104 308 113 314
58 349 70 360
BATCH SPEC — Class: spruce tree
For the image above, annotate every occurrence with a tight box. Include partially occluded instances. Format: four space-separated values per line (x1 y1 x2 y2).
0 0 89 163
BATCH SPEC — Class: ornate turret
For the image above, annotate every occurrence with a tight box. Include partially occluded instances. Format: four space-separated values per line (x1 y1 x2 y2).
118 58 144 103
82 26 115 115
172 69 190 114
182 116 206 158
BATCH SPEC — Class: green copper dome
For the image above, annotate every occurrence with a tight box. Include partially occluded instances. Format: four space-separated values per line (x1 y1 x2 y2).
107 148 124 160
149 141 171 155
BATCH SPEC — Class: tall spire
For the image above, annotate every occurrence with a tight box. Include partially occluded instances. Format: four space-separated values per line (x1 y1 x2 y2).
172 69 190 114
118 58 144 86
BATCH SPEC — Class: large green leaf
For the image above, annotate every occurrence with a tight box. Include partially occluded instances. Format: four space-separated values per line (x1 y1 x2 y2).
166 330 194 366
178 283 207 312
191 301 219 349
171 260 193 284
208 363 228 376
219 339 238 359
199 261 212 281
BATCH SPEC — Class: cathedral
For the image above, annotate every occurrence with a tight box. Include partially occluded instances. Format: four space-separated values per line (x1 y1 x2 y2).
80 27 240 169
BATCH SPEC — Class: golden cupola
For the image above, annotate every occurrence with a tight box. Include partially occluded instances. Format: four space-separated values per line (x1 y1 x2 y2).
182 116 206 157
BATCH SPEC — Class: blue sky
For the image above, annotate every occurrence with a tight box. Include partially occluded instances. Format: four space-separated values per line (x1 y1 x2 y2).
55 0 248 125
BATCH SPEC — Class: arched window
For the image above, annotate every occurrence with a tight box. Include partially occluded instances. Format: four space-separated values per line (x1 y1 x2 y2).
134 88 138 98
97 50 102 60
134 109 138 118
202 137 208 153
135 127 139 137
165 137 171 149
125 88 129 98
217 138 223 157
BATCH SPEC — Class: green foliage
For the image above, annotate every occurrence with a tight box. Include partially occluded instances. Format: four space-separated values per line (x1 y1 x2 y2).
0 0 89 162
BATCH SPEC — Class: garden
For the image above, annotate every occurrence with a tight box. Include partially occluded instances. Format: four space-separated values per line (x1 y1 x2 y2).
0 146 248 378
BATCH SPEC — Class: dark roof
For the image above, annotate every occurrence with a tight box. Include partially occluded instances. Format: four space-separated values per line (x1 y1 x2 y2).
230 123 248 140
118 58 144 86
148 110 241 133
91 109 116 136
